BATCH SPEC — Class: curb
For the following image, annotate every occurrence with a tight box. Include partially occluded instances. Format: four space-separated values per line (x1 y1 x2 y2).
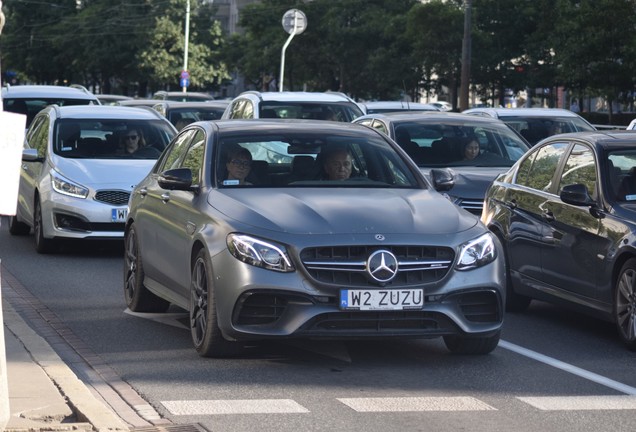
4 302 130 432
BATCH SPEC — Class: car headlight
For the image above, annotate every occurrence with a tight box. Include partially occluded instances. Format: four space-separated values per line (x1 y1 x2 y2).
227 234 295 273
50 171 89 199
455 233 496 271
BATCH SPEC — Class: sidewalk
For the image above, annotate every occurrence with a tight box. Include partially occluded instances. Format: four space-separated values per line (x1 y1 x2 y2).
3 299 130 431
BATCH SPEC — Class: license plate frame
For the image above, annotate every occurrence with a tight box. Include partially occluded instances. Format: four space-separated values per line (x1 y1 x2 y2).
340 288 424 311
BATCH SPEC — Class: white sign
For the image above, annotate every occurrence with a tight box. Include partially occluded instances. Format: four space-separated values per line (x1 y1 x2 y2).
282 9 307 35
0 111 26 215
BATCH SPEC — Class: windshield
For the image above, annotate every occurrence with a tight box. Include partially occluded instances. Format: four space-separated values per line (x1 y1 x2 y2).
393 121 530 168
500 116 595 145
4 97 98 128
54 119 176 159
259 101 364 122
216 131 421 188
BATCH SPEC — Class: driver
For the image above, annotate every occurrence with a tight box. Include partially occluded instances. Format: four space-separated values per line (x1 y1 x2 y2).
322 146 353 180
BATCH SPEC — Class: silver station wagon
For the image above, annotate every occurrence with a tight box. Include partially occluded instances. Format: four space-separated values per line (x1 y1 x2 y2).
123 119 505 357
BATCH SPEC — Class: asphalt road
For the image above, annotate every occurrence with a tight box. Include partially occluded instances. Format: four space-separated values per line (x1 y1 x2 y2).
1 216 635 432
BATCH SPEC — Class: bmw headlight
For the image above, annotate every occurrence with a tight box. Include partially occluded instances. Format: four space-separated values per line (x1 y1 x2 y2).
456 233 496 271
227 234 294 272
50 171 89 199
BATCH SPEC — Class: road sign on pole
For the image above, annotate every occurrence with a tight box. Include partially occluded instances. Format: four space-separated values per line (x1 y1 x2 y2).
279 9 307 92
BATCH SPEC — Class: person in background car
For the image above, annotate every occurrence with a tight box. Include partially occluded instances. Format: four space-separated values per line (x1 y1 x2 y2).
463 137 481 160
118 127 146 155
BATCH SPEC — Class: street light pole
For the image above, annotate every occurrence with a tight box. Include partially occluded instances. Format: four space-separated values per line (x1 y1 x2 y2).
182 0 190 93
459 0 472 111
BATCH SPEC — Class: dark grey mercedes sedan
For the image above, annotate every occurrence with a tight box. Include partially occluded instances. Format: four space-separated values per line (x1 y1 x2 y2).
124 119 505 357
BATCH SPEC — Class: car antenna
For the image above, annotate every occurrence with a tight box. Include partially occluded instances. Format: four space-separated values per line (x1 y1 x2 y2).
402 81 410 111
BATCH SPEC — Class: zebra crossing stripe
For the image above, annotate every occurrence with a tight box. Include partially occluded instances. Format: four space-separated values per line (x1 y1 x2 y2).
518 395 636 411
161 399 309 415
337 397 496 412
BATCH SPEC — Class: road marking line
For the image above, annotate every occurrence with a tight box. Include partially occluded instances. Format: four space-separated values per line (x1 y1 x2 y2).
161 399 310 415
337 397 496 412
518 395 636 410
499 340 636 395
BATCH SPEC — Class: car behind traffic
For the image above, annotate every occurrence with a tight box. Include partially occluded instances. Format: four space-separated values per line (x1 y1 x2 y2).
353 112 530 215
8 105 177 253
463 107 596 146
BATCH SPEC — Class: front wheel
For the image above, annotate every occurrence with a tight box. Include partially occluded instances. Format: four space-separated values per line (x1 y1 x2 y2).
34 199 57 254
614 259 636 351
190 249 243 358
443 330 501 355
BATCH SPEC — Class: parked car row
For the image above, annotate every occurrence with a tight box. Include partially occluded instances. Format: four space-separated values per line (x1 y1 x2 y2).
6 84 635 355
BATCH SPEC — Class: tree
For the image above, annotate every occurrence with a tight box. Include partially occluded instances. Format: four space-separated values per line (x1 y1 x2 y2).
407 0 464 108
549 0 636 120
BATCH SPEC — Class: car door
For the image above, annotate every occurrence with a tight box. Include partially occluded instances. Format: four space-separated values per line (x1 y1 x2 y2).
505 142 569 286
20 115 50 225
539 142 603 300
152 128 207 299
144 128 205 299
137 129 198 294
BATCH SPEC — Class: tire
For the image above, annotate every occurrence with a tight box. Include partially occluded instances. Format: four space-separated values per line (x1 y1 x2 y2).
123 224 170 313
495 232 531 312
443 330 501 355
8 215 30 235
34 199 58 254
614 258 636 351
190 249 243 358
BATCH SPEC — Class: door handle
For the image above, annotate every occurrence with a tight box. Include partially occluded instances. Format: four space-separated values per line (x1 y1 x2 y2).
138 188 147 197
542 209 555 222
161 193 170 203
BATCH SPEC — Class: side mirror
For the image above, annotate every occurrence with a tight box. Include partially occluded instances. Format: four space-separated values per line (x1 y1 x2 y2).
158 168 195 191
430 168 454 192
560 183 595 206
22 148 40 162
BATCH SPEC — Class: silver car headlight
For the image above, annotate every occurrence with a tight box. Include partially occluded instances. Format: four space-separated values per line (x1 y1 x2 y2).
50 170 89 199
227 234 295 273
455 233 496 271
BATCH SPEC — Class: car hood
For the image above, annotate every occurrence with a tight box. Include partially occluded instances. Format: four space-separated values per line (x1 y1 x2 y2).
209 188 478 235
52 156 155 189
422 166 508 200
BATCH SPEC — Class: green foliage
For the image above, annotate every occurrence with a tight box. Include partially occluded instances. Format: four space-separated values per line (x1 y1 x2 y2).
1 0 636 107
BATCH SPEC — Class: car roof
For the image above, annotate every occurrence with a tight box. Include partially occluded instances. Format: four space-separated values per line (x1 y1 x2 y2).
45 105 167 121
362 101 440 111
355 111 509 125
463 107 583 118
153 100 230 109
115 99 160 107
1 84 98 100
541 130 636 149
237 91 357 103
201 118 379 135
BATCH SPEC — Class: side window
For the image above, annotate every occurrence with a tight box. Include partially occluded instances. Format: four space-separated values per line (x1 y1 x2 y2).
228 100 245 119
29 116 50 157
158 129 196 172
371 120 388 135
558 144 596 197
242 100 254 119
519 142 568 192
180 130 205 185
